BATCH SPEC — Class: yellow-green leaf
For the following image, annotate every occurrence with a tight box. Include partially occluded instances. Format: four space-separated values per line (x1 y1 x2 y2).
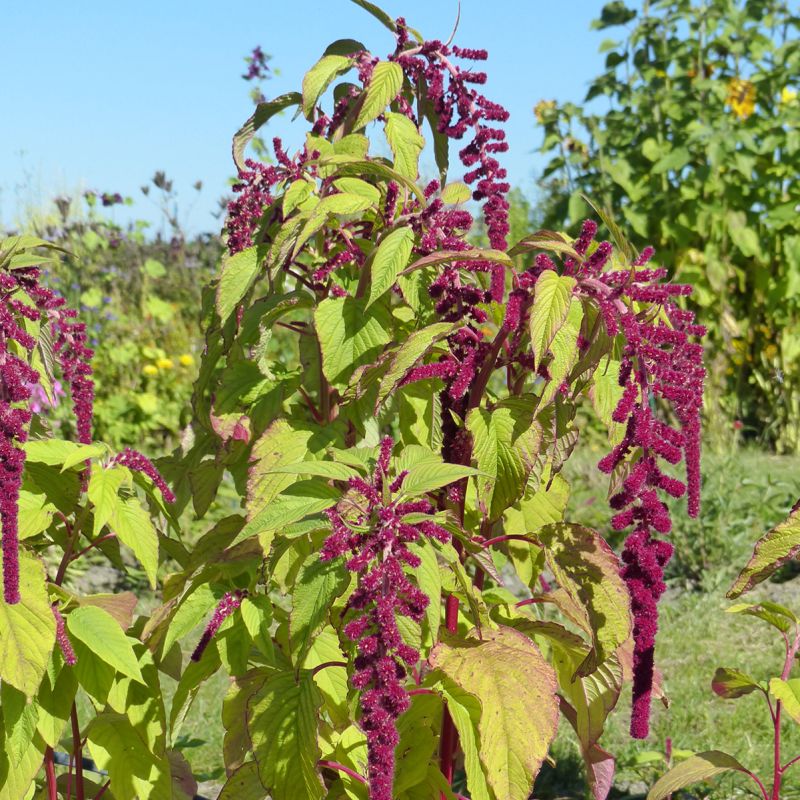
728 508 800 598
647 751 753 800
302 54 353 119
367 226 415 307
385 112 424 179
770 678 800 723
248 670 325 800
430 626 559 800
353 61 403 130
529 270 576 369
0 551 55 696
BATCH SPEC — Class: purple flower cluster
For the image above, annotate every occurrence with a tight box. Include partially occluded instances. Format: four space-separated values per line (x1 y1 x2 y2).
242 45 270 82
226 140 319 256
0 284 37 604
320 437 449 800
568 221 705 738
392 19 510 262
0 264 96 603
52 603 76 665
112 447 176 503
190 590 246 662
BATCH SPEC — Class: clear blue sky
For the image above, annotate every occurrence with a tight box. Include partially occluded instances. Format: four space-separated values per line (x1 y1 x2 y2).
1 1 616 237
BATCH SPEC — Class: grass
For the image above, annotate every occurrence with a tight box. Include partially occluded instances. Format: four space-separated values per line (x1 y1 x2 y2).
172 447 800 799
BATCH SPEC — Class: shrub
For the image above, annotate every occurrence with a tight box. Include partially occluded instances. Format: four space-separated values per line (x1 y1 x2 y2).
150 4 706 799
536 0 800 452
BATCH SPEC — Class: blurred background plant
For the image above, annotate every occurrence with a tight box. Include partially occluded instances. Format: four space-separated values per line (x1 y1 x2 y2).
535 0 800 453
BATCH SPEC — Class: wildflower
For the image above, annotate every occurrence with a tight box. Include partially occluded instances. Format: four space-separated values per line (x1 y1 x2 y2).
727 78 755 119
781 87 797 105
191 591 246 661
143 364 158 377
733 420 744 430
155 357 174 370
321 437 449 800
52 604 76 665
568 219 706 738
534 99 557 123
178 353 195 367
112 448 176 503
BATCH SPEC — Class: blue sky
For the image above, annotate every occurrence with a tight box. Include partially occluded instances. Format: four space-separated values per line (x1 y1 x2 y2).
1 1 616 236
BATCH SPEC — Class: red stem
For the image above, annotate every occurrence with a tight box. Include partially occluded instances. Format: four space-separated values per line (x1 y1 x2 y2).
318 760 367 785
771 626 800 799
311 660 347 676
481 533 535 548
71 533 116 564
94 781 111 800
72 703 85 800
44 747 58 800
438 592 460 797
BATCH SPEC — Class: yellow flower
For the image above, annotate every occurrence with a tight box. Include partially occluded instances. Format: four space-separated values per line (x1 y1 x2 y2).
533 99 556 124
764 343 778 360
727 78 755 120
143 364 158 377
781 87 798 105
179 353 195 367
156 357 174 370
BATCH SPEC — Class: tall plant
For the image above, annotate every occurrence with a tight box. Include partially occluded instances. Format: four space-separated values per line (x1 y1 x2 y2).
536 0 800 451
148 4 708 799
0 235 184 799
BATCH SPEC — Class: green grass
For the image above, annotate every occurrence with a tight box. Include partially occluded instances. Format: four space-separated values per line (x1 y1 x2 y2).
174 448 800 799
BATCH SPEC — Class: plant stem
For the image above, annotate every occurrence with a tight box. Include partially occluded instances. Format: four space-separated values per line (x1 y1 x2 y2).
438 591 460 797
772 625 800 799
94 780 111 800
318 760 367 785
44 747 58 800
72 703 85 800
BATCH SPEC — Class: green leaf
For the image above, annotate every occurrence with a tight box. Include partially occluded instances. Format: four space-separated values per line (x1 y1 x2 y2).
302 54 354 119
248 670 325 800
530 271 577 369
385 113 425 179
217 247 261 322
430 626 559 800
218 761 266 800
538 297 584 406
60 443 105 471
536 523 631 673
314 296 392 385
17 490 56 540
728 508 800 598
247 420 321 519
401 460 478 497
467 399 543 520
651 146 691 174
376 322 455 408
0 551 55 696
353 61 403 130
232 92 302 171
348 0 398 31
726 601 797 633
36 652 78 747
712 667 764 699
86 712 171 800
67 606 145 684
436 679 492 800
770 678 800 723
290 555 350 664
283 179 315 215
368 226 415 307
233 480 340 547
647 751 754 800
410 538 442 648
163 584 217 656
24 438 82 466
265 461 359 481
332 177 381 204
400 247 511 276
109 496 159 588
440 182 472 205
88 465 126 536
